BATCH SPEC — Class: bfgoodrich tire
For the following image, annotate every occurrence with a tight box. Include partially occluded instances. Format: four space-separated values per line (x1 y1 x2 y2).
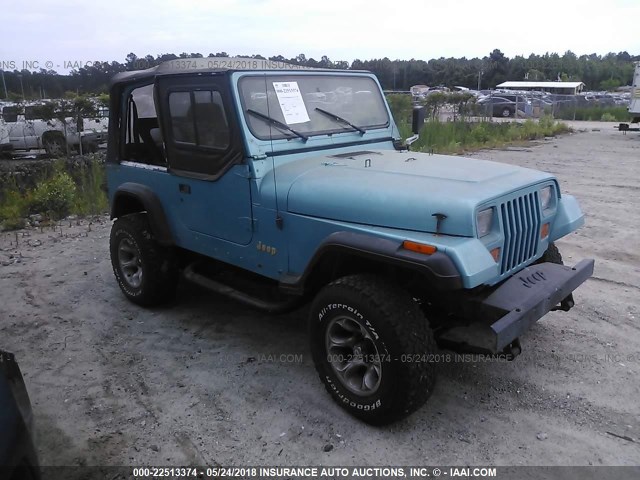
109 213 178 306
536 242 563 265
535 242 575 309
309 274 437 424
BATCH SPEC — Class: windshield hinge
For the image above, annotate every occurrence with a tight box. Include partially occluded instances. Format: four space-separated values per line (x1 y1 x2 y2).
251 153 268 160
235 165 253 178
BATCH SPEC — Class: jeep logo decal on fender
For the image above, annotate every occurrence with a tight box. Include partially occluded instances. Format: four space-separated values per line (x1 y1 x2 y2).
256 241 277 256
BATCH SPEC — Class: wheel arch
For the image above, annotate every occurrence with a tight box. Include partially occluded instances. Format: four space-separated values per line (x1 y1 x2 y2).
111 182 174 246
280 231 463 297
41 130 65 143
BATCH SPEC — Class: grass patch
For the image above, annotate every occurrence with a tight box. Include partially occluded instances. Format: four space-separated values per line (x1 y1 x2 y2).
0 183 31 230
396 116 570 155
555 105 630 122
387 93 570 155
0 156 108 230
30 170 77 219
72 160 109 215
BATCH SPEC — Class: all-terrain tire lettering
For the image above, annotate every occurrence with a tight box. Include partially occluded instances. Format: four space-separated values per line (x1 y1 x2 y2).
309 274 437 425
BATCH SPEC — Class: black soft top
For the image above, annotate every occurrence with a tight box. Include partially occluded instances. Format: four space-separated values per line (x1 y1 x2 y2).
110 57 368 87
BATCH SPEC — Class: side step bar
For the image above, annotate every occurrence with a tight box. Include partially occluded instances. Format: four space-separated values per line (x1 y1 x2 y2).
183 264 301 314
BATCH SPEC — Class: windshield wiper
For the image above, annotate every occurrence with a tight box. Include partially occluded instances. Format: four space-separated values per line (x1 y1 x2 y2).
315 107 366 135
246 109 308 141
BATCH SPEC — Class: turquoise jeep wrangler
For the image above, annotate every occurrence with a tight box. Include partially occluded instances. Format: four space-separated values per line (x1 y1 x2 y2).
106 58 594 424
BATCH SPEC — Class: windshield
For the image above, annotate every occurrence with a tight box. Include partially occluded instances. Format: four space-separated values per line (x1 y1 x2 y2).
238 74 389 140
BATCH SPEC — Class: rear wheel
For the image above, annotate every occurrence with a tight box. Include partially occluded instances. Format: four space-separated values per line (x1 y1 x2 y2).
79 141 98 154
109 213 178 306
501 107 512 117
43 133 66 157
309 274 437 424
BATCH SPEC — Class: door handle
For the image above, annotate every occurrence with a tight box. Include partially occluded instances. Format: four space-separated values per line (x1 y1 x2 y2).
179 183 191 194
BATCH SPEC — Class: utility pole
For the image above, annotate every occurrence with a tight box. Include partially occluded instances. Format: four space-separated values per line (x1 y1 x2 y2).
0 70 7 99
477 70 483 91
17 74 25 100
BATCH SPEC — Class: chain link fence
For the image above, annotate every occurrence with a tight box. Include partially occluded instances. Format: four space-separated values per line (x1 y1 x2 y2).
469 90 630 121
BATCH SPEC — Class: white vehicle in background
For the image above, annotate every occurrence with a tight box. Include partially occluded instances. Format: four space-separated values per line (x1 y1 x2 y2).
628 62 640 122
618 62 640 133
0 102 11 155
0 100 108 157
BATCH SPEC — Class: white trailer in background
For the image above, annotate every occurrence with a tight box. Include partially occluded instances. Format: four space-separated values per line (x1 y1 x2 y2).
629 62 640 122
619 62 640 132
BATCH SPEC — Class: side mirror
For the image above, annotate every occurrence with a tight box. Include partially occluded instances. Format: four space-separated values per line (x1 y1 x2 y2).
403 106 426 150
412 106 425 134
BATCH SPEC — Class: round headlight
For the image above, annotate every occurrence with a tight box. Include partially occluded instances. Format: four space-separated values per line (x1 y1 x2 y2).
540 186 553 210
476 208 494 237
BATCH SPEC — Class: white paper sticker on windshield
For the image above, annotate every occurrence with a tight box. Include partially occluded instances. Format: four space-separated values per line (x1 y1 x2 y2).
272 81 310 125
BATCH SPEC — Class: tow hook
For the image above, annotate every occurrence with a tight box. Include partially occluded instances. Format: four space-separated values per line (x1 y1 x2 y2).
499 338 522 361
552 293 575 312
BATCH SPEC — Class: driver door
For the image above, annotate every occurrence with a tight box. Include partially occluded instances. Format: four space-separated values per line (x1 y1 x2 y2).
154 73 253 245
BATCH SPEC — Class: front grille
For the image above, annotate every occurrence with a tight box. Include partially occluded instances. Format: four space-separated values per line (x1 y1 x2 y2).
499 192 541 275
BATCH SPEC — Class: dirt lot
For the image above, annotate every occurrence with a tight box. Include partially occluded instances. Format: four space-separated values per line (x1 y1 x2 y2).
0 122 638 467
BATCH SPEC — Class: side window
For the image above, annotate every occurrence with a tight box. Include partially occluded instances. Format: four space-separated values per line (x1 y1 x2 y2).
169 92 195 144
121 83 165 166
24 105 45 120
156 75 242 180
168 90 229 150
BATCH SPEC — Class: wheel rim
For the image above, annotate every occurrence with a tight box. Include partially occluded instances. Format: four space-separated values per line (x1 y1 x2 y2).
502 108 511 117
325 315 382 396
118 238 143 288
46 138 65 157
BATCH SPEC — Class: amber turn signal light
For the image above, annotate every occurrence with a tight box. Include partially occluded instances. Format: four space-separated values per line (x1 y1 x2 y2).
402 240 437 255
490 247 501 262
540 223 550 239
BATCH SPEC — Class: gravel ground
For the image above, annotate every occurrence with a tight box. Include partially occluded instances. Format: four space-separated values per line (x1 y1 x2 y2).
0 122 638 467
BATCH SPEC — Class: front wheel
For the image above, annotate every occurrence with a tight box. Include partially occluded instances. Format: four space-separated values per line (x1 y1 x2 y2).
309 275 437 424
536 242 563 265
109 213 178 306
535 242 574 309
501 107 512 117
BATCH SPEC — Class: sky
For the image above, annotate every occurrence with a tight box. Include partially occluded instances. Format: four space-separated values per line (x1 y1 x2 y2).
1 0 639 73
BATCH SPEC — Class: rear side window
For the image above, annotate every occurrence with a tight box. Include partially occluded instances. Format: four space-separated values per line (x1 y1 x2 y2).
2 107 18 122
24 105 47 120
168 90 229 150
121 82 166 166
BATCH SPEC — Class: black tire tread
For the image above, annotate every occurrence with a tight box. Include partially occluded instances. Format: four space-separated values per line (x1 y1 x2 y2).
536 242 563 265
109 213 177 306
311 274 437 424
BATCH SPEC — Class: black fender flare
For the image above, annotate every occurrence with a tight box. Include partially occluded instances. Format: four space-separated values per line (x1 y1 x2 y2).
280 231 463 294
111 182 174 246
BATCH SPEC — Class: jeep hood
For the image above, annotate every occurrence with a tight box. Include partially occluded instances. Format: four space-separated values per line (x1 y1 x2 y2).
276 150 553 236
